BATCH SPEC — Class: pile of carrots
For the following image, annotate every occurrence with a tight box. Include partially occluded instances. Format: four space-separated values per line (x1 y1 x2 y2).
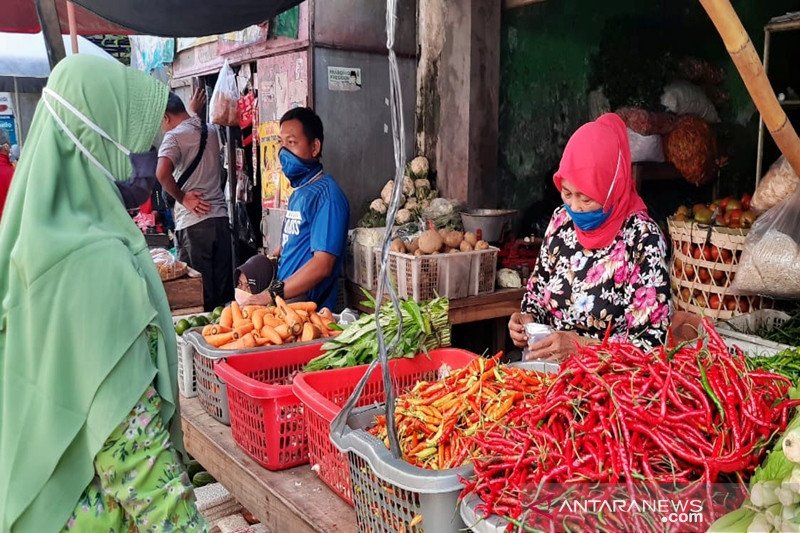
200 297 339 350
369 354 553 470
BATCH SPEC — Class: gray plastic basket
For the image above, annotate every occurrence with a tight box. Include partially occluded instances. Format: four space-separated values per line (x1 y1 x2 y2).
185 309 359 425
332 404 472 533
459 492 508 533
716 310 792 357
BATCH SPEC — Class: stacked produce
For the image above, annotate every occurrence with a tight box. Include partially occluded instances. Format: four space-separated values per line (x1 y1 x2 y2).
390 225 489 256
303 294 449 371
461 320 795 532
368 354 553 470
672 196 756 229
199 298 338 350
665 115 718 186
360 156 439 228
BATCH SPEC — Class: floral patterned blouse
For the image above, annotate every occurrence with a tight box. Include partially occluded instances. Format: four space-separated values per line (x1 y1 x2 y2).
521 207 672 350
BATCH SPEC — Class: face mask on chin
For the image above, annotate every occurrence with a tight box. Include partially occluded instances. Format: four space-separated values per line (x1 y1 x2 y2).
278 147 322 186
42 87 159 209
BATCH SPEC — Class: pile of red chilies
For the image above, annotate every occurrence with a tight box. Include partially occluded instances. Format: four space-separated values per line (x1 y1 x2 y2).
462 319 799 532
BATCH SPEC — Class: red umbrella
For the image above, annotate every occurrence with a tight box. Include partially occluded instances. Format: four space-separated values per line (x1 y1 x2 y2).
0 0 131 35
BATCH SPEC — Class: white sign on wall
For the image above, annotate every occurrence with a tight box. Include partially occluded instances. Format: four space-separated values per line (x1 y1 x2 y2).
327 67 362 92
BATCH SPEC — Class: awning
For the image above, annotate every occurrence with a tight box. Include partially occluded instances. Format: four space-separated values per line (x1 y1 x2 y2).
0 0 304 37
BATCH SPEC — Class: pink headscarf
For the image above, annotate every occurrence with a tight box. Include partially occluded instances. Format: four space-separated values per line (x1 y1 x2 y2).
553 113 648 250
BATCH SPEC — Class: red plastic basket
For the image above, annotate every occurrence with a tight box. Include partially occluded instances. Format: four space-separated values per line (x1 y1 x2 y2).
292 348 478 506
213 343 324 471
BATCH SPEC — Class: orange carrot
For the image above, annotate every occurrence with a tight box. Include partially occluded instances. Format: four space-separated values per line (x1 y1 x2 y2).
301 322 316 342
309 312 327 332
319 307 334 324
231 301 244 323
295 310 309 320
243 305 265 319
233 318 252 329
222 332 256 350
202 324 215 336
209 325 232 335
289 301 317 312
260 325 283 345
219 306 233 329
255 335 273 346
252 310 265 331
276 296 303 335
204 331 235 347
233 323 255 338
274 323 292 340
263 315 283 328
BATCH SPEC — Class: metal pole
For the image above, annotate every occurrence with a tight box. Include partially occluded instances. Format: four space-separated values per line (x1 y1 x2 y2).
33 0 67 69
66 1 79 54
12 77 23 146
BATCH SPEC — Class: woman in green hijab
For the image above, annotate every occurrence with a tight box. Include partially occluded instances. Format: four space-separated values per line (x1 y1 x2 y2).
0 56 206 531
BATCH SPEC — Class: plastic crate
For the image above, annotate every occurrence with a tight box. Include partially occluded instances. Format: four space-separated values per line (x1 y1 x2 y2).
332 404 472 533
460 493 507 533
172 313 211 399
292 348 477 506
212 342 326 470
717 310 792 357
347 240 380 290
382 247 499 301
184 331 326 425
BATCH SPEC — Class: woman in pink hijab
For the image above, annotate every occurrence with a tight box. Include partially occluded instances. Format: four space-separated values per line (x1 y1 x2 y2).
508 113 671 361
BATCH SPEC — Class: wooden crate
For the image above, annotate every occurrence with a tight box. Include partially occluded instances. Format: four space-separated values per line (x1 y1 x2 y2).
164 268 204 311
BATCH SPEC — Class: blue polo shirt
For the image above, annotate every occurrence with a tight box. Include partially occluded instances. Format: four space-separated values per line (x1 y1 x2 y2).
277 174 349 310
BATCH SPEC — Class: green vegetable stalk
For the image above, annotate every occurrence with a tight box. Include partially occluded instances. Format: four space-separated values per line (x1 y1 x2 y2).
302 292 450 372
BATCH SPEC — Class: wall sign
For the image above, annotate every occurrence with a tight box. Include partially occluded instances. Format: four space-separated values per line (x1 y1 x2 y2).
327 67 362 92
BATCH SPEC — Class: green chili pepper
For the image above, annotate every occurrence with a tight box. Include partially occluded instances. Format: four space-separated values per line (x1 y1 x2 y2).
698 358 725 423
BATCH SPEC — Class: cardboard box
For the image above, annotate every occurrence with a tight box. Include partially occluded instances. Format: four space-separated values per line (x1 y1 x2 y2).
163 268 204 311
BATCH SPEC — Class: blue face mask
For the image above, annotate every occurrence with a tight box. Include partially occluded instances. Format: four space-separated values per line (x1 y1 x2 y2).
279 147 323 187
564 203 613 231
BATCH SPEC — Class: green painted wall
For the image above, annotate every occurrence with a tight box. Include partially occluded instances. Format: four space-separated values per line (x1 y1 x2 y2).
498 0 800 228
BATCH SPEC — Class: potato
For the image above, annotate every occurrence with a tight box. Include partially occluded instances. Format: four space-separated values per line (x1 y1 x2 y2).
460 240 474 252
413 249 424 257
443 230 464 249
438 228 449 239
475 240 490 250
447 247 459 254
418 229 444 254
464 232 478 246
390 238 407 254
406 238 420 254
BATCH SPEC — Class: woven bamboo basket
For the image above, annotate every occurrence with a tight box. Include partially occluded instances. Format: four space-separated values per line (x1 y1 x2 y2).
667 218 773 321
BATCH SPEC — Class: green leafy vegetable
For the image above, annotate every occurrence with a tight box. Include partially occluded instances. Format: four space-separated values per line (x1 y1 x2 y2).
303 292 450 372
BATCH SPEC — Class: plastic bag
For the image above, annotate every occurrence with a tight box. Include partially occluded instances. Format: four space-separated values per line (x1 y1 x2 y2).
209 60 239 126
752 155 800 213
628 129 664 163
732 187 800 298
660 80 720 123
150 248 187 281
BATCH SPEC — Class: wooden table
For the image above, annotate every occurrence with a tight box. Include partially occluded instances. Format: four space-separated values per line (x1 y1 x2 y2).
181 398 357 533
345 281 525 351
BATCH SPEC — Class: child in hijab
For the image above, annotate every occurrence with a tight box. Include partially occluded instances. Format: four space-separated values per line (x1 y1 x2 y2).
508 113 671 361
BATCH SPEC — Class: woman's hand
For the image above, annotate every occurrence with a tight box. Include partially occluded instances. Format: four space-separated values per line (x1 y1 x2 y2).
244 290 273 307
508 312 533 348
524 331 592 362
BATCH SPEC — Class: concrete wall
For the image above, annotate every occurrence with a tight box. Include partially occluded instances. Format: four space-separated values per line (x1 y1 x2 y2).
498 0 800 227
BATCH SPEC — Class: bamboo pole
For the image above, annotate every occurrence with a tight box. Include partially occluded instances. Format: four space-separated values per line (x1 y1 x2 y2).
67 2 79 54
698 0 800 178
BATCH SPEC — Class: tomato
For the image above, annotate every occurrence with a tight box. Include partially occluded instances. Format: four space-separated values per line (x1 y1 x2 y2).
712 269 725 284
698 267 711 283
738 299 750 313
709 294 722 309
724 296 737 311
684 264 695 279
741 194 752 211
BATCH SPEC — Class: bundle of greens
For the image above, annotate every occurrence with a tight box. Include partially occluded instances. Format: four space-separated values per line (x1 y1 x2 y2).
757 308 800 346
303 294 450 372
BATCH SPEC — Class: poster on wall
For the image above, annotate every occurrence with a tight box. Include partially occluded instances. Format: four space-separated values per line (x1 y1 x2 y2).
257 53 308 208
0 93 17 145
327 67 362 92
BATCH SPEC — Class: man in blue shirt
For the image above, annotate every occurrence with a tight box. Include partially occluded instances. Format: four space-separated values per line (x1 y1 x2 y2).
245 107 349 310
